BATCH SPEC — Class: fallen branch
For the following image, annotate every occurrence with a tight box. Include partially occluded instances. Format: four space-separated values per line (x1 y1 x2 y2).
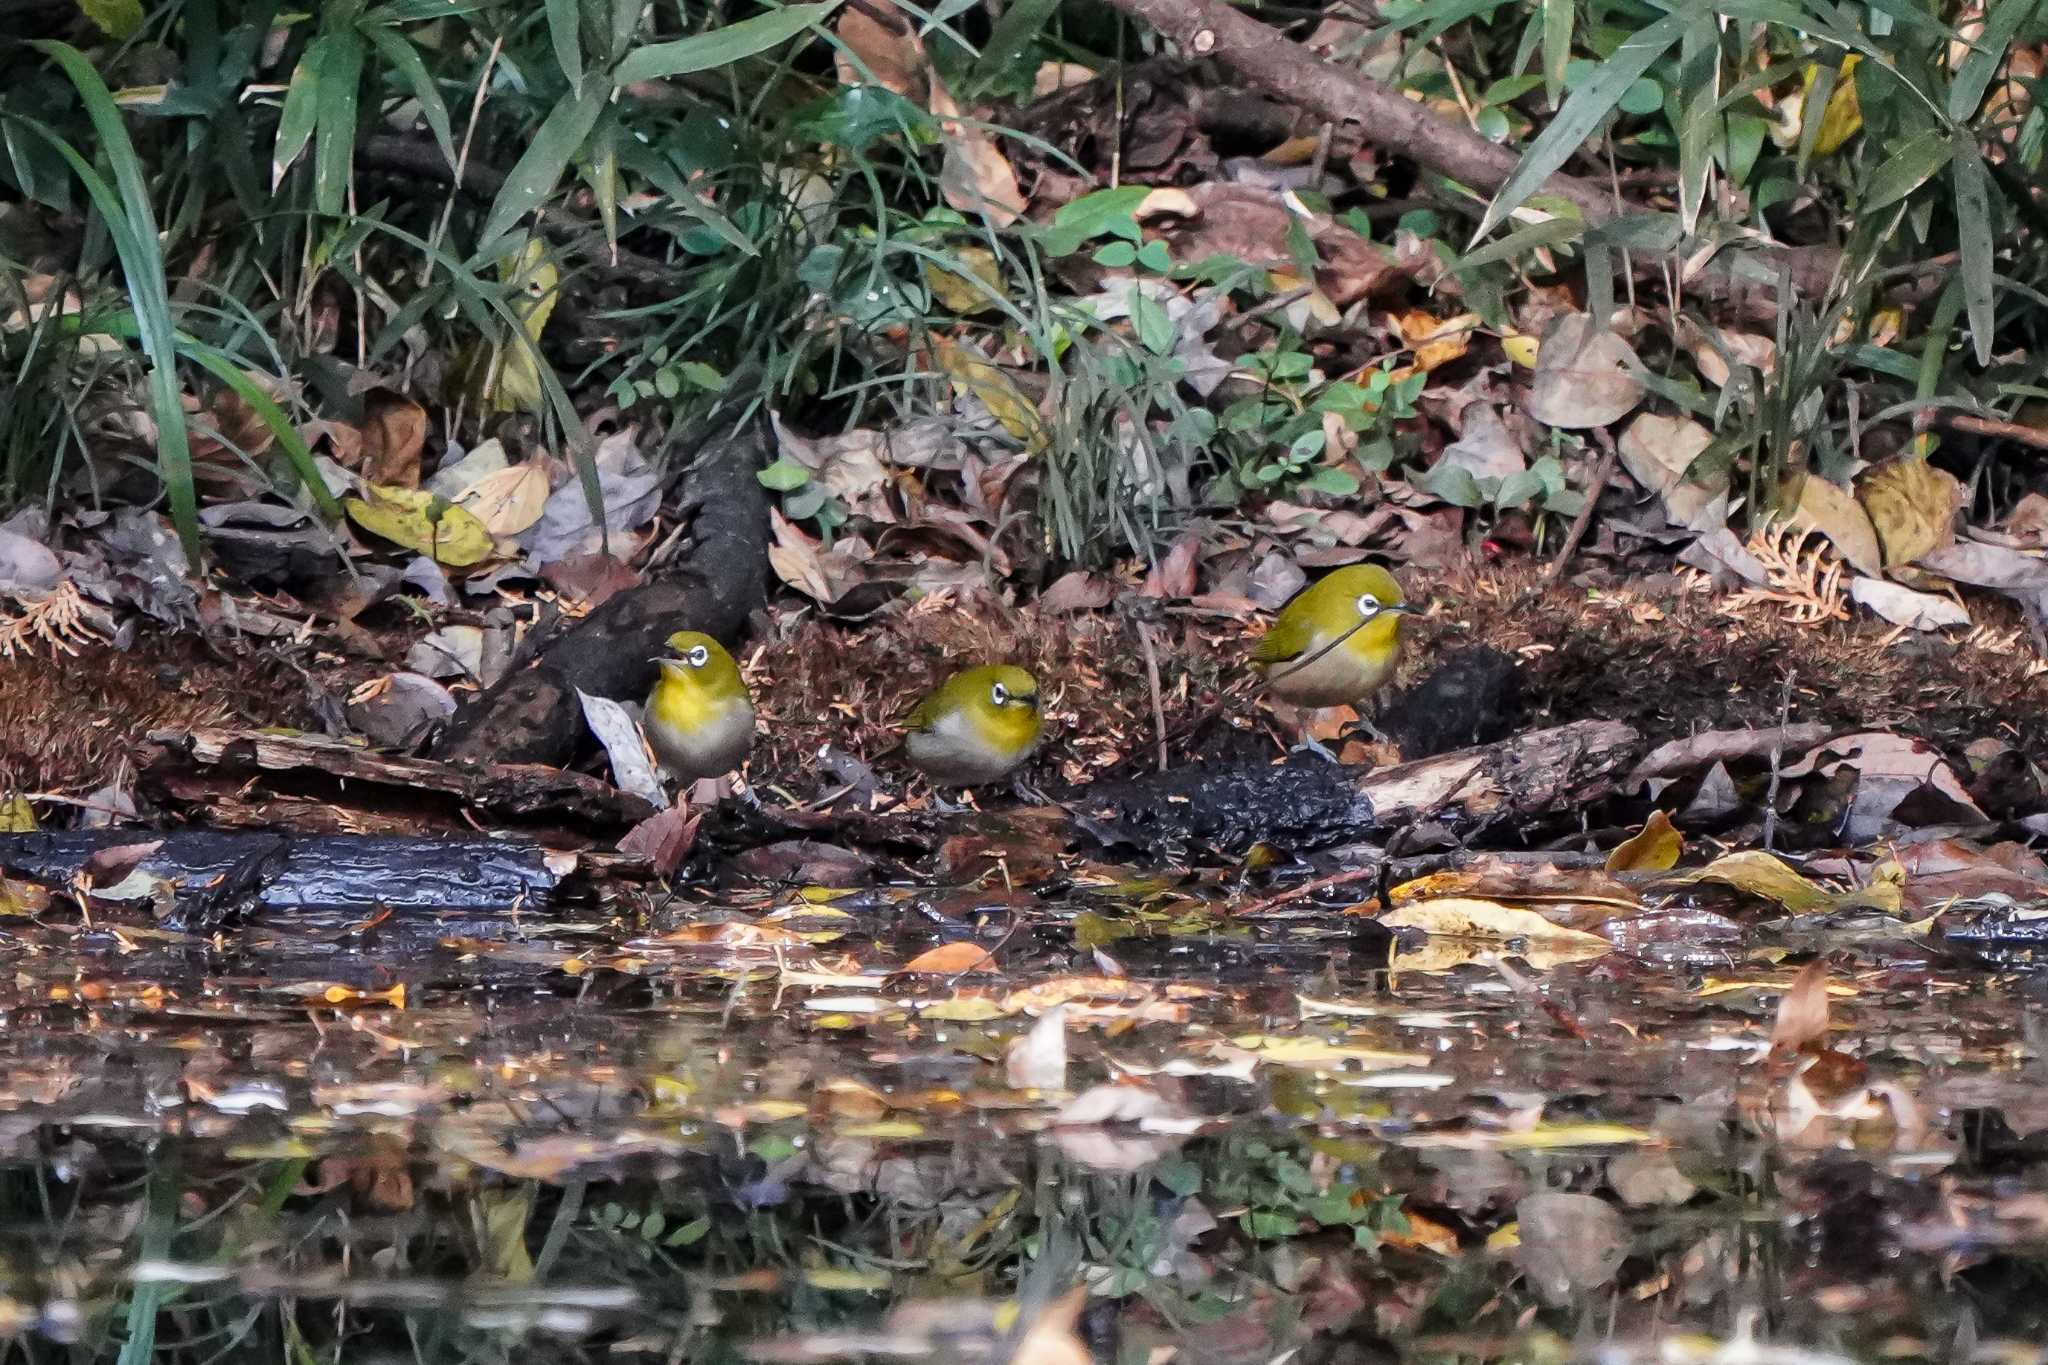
1094 0 1839 299
1623 723 1837 790
146 726 654 827
1077 719 1640 852
434 411 774 768
1914 407 2048 452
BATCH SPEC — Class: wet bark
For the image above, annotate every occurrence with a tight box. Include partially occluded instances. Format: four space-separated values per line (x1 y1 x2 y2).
433 412 774 768
1074 719 1641 853
0 831 564 914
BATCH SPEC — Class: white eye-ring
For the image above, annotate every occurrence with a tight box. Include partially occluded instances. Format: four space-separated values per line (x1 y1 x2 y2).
1355 594 1383 619
687 644 710 667
990 682 1009 706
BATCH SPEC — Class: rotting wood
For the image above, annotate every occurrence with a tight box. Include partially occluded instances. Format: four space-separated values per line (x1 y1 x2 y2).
0 830 569 913
145 726 653 827
1076 719 1641 853
433 411 773 769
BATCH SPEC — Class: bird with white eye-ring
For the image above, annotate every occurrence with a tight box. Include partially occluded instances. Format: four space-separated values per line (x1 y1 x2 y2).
642 630 757 792
1250 564 1413 759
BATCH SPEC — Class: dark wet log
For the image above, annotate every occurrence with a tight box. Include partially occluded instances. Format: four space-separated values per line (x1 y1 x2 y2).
434 412 774 768
145 727 653 827
0 830 566 912
1074 720 1641 852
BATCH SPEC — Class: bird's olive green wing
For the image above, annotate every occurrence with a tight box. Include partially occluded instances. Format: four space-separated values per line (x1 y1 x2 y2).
1251 610 1316 666
902 688 944 733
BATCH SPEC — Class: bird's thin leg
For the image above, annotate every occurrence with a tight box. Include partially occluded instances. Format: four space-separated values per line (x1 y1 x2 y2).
1286 706 1343 763
1010 773 1056 806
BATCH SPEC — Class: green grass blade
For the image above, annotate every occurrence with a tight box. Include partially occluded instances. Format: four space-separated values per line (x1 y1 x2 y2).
181 343 344 519
115 1151 181 1365
312 22 365 216
1475 8 1686 239
26 43 201 560
1951 133 1996 365
611 1 838 84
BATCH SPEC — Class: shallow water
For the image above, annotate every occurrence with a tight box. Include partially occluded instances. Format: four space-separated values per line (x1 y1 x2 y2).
0 847 2045 1365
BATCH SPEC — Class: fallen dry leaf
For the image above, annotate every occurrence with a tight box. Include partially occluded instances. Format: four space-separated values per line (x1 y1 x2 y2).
901 941 999 974
1525 314 1643 429
1858 457 1961 569
1778 471 1882 577
1769 957 1833 1053
1606 810 1682 874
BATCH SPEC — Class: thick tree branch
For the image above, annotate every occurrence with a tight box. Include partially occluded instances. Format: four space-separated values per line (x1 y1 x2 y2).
1095 0 1844 300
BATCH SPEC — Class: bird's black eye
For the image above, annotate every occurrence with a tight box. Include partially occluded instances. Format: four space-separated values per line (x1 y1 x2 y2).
990 682 1008 706
687 645 710 667
1355 593 1383 619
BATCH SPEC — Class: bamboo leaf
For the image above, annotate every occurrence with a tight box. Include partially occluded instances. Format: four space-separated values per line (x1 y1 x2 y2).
272 42 323 188
1863 129 1952 209
1676 7 1718 233
544 0 585 94
363 24 456 169
611 1 836 84
476 83 605 249
1951 133 1995 366
1541 0 1573 106
1475 8 1686 239
312 24 364 216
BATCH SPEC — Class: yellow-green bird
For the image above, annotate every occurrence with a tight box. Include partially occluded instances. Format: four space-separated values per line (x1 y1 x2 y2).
1252 563 1412 708
643 631 755 783
899 665 1045 786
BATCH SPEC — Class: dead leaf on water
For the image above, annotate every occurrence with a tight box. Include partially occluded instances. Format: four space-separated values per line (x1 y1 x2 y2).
902 942 999 974
1381 897 1615 952
1668 850 1834 914
1769 957 1833 1053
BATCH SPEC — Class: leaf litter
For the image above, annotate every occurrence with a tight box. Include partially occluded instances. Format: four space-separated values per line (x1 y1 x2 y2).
1 784 2047 1361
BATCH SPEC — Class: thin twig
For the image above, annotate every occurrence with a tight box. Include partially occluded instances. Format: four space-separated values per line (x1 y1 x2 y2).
1134 619 1170 772
1762 671 1795 852
1915 408 2048 451
1235 863 1380 917
1544 430 1621 583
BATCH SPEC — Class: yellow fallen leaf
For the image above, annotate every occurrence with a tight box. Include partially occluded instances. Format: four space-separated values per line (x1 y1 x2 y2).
803 1267 893 1292
1501 332 1540 368
835 1120 926 1139
1858 457 1962 569
344 485 496 567
0 795 36 832
914 994 1007 1021
454 462 551 537
1380 897 1613 948
1696 976 1859 999
1668 850 1834 913
925 248 1006 315
933 335 1044 451
1487 1221 1521 1251
1606 810 1681 873
1398 310 1478 372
